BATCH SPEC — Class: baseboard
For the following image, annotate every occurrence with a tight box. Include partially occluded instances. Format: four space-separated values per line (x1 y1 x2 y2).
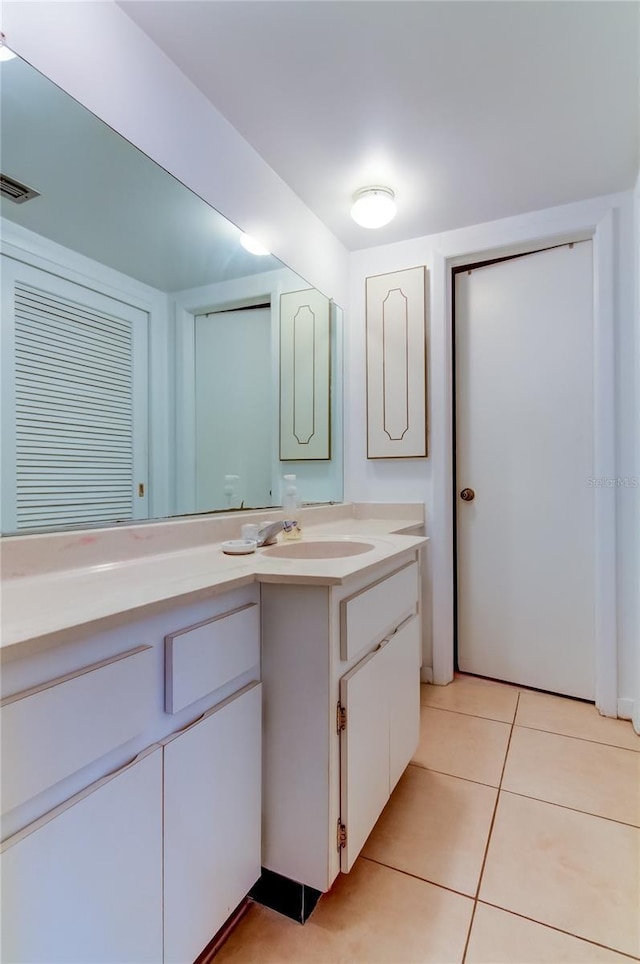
617 697 634 721
194 898 251 963
420 666 433 684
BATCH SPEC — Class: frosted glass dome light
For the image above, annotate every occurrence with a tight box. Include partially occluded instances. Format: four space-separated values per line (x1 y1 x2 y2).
240 233 270 256
351 187 397 229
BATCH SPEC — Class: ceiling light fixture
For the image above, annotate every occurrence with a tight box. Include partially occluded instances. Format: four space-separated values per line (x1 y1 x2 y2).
240 233 270 256
351 186 397 229
0 33 17 62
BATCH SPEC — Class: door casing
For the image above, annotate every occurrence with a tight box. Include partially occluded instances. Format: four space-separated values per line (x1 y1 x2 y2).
429 209 617 716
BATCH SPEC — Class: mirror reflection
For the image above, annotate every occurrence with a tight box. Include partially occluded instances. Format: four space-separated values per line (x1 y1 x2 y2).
0 56 343 534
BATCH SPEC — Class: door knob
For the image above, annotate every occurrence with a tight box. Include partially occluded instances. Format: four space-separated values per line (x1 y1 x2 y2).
460 488 475 502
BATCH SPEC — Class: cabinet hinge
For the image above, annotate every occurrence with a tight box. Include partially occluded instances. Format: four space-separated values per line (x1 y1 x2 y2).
336 702 347 733
337 820 347 851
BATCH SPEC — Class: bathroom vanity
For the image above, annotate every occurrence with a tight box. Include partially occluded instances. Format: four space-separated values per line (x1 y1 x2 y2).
0 505 426 963
262 555 421 894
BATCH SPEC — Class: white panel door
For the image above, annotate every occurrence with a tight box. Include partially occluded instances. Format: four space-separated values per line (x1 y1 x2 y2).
194 307 272 510
455 242 595 699
339 646 389 873
163 683 262 964
0 746 163 964
0 256 149 531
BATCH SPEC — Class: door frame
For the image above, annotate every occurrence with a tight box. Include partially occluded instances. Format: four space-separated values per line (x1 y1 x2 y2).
173 275 283 515
429 207 617 716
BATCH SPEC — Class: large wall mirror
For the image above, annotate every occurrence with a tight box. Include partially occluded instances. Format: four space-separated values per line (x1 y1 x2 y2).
0 55 343 534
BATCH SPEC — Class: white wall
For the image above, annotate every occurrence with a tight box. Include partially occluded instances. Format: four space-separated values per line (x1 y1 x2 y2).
346 192 638 712
2 1 349 309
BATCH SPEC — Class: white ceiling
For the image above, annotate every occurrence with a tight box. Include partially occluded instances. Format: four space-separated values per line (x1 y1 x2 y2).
119 0 639 251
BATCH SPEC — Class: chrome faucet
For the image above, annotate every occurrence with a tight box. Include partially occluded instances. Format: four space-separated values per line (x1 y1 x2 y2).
256 520 297 547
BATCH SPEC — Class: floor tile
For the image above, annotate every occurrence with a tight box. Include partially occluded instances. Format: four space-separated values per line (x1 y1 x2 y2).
421 674 519 723
361 765 497 896
480 792 640 958
412 706 511 787
216 858 473 963
503 726 640 825
467 902 634 963
516 690 640 751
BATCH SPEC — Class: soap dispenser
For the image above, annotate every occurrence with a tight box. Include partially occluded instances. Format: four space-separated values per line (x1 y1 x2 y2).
282 474 302 541
223 475 240 509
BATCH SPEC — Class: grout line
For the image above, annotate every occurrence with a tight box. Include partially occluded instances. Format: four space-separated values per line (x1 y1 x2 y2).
499 788 640 831
420 703 516 726
477 900 640 962
461 901 479 964
513 721 640 753
461 690 521 964
420 703 639 754
359 855 475 903
408 761 501 791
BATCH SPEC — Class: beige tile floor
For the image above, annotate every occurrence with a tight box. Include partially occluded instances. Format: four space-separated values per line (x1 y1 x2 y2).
217 675 640 964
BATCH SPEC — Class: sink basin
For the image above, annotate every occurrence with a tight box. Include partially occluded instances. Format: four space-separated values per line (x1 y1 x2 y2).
262 540 375 559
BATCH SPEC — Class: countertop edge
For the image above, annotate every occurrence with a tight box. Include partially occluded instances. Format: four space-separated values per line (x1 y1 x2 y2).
1 522 427 657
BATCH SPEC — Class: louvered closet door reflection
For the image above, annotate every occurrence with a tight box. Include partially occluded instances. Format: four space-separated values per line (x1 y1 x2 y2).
1 258 149 531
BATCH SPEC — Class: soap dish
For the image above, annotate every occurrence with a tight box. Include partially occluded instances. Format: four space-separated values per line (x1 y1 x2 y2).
221 539 257 555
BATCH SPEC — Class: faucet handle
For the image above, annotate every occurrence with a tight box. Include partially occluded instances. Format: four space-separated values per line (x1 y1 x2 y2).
257 520 283 546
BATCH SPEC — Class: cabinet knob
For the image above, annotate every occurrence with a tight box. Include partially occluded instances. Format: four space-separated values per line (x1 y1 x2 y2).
460 488 475 502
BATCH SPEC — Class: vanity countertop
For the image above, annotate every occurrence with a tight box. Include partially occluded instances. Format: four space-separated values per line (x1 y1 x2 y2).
1 511 426 656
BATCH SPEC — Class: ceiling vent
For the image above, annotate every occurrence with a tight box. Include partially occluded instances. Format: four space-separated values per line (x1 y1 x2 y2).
0 173 40 204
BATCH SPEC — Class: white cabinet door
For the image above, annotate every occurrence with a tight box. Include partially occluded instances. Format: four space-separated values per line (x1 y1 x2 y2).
387 615 421 791
163 683 262 964
0 746 163 964
455 243 595 698
339 613 421 873
339 647 389 873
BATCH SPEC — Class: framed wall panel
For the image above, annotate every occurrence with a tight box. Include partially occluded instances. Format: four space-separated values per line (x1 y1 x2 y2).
366 266 428 458
280 288 331 461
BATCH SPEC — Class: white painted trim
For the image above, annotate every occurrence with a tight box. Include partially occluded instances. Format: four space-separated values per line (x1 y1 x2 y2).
0 221 162 311
420 666 434 684
592 211 618 717
633 170 640 739
174 306 197 515
430 250 455 686
617 698 635 721
430 207 619 713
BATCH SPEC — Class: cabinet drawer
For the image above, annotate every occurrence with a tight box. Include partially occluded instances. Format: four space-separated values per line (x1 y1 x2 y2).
1 646 155 816
165 603 259 714
340 560 418 661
